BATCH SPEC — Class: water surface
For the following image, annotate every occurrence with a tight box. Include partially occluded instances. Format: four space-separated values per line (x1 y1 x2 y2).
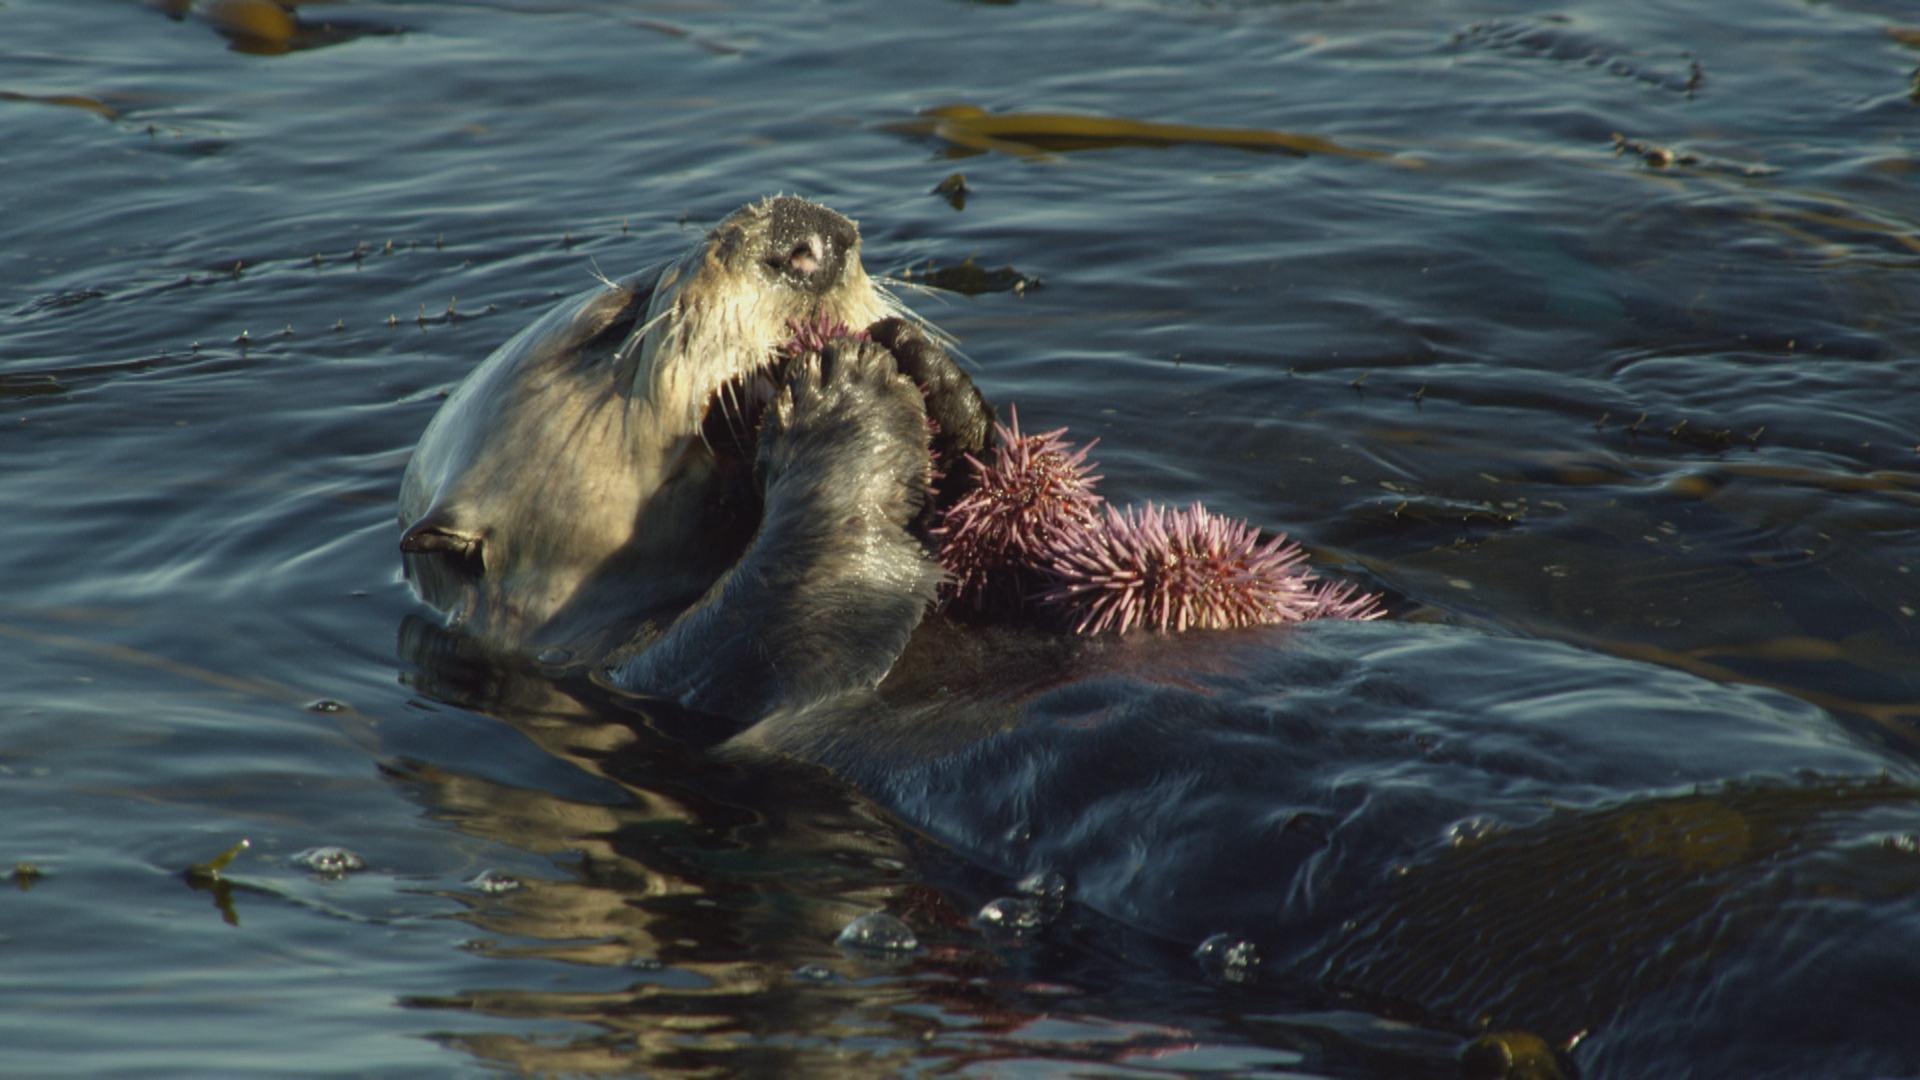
4 0 1919 1075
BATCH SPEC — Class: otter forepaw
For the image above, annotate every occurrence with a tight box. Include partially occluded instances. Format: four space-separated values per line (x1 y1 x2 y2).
623 336 942 719
867 317 994 466
758 336 933 525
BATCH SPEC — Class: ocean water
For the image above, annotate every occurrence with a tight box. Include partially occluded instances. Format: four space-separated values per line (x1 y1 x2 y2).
4 0 1918 1075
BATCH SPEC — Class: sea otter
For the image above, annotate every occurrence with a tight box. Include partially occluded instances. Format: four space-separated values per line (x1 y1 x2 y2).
399 198 1920 1079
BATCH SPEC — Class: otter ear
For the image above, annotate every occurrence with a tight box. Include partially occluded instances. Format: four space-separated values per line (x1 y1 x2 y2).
401 512 483 573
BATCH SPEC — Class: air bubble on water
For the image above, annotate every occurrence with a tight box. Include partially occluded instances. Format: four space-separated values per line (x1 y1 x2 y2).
1194 933 1261 984
291 846 366 876
628 956 663 971
835 911 918 953
306 699 346 714
467 869 523 895
975 896 1046 934
792 963 836 983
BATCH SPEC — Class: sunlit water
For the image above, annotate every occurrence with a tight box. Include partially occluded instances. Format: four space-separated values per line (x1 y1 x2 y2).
4 1 1918 1076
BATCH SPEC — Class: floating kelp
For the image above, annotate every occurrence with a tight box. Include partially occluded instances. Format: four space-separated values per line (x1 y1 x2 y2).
1610 132 1778 178
888 103 1415 166
0 91 118 120
0 374 69 399
181 838 251 926
896 256 1038 296
146 0 407 55
185 837 250 884
932 172 970 210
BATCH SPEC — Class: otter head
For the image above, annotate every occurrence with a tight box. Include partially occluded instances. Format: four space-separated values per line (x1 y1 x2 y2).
634 195 887 442
399 196 901 657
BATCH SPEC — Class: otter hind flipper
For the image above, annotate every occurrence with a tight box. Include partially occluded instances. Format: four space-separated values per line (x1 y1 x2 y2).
605 337 940 721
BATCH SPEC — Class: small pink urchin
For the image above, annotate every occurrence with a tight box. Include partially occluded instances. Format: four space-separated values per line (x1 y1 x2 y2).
778 312 866 357
934 406 1102 609
1039 502 1327 635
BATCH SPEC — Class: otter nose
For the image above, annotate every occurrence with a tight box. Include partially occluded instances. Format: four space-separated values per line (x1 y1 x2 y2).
764 197 859 293
782 235 823 276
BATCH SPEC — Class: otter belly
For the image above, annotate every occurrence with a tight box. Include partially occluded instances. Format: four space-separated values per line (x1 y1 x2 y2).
733 617 1920 1078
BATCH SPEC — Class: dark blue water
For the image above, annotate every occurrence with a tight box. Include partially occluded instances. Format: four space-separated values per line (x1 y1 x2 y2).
5 1 1919 1075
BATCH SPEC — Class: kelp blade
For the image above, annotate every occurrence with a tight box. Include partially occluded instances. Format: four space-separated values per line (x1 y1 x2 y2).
896 103 1417 166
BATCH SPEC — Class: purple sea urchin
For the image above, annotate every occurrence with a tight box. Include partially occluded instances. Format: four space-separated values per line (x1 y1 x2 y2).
934 406 1102 610
1039 502 1324 634
929 409 1385 631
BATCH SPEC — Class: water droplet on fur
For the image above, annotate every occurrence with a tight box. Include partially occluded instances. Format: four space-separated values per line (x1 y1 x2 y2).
835 912 917 953
792 963 836 983
1194 933 1261 983
306 698 346 713
1447 817 1505 848
1016 869 1068 906
467 870 522 895
535 647 572 665
1003 822 1032 846
628 956 663 970
975 897 1046 933
291 846 365 876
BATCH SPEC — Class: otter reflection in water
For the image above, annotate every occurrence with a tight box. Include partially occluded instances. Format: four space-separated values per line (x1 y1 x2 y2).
399 197 1920 1079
